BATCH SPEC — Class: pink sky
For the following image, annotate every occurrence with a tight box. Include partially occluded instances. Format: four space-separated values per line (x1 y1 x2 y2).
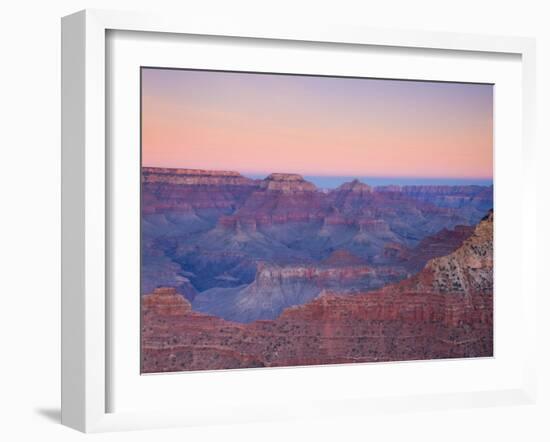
142 68 493 180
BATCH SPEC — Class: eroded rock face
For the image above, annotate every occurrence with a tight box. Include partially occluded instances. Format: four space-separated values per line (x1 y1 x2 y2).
425 211 493 294
141 167 259 216
141 287 192 316
279 212 493 329
335 179 373 194
141 167 493 324
142 167 257 186
376 185 493 211
402 224 475 272
185 241 427 323
141 213 493 373
191 261 382 323
259 173 317 193
232 174 323 225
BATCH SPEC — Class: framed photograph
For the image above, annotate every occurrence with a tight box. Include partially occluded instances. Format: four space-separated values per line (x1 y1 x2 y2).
61 9 537 432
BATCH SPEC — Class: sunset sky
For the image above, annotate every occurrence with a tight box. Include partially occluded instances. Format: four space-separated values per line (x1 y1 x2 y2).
141 68 493 185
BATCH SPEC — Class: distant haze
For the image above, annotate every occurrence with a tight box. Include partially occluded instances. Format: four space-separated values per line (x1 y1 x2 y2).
245 174 493 189
142 68 493 183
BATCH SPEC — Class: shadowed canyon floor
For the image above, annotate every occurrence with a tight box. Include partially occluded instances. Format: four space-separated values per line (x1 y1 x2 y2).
140 168 493 373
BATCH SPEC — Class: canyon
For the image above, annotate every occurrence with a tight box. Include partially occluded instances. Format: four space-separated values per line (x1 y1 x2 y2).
141 167 492 323
141 210 493 372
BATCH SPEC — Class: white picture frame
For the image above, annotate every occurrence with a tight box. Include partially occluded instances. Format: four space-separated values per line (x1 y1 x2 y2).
61 9 537 433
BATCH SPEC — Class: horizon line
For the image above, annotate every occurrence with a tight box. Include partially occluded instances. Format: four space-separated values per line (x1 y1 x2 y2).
141 165 492 182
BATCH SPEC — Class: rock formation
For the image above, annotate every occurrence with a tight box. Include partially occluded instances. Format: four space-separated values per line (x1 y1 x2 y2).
142 167 258 186
141 167 259 216
141 167 493 326
376 184 493 211
259 173 317 193
191 261 379 322
401 224 475 272
141 211 493 373
141 287 192 316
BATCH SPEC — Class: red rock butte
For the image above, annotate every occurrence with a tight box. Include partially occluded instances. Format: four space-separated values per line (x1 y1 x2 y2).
259 173 317 193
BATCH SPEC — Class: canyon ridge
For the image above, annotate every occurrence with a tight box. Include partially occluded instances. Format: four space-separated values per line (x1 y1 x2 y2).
140 167 493 372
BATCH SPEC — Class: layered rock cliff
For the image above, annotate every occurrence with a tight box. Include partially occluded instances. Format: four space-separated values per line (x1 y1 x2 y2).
401 224 475 272
141 211 493 372
141 167 259 216
141 166 493 313
142 167 258 186
191 261 382 323
230 173 324 225
280 211 493 328
142 287 192 316
376 184 493 211
259 173 317 193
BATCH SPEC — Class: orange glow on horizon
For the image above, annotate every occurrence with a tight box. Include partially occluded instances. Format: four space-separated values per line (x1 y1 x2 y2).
142 69 493 181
